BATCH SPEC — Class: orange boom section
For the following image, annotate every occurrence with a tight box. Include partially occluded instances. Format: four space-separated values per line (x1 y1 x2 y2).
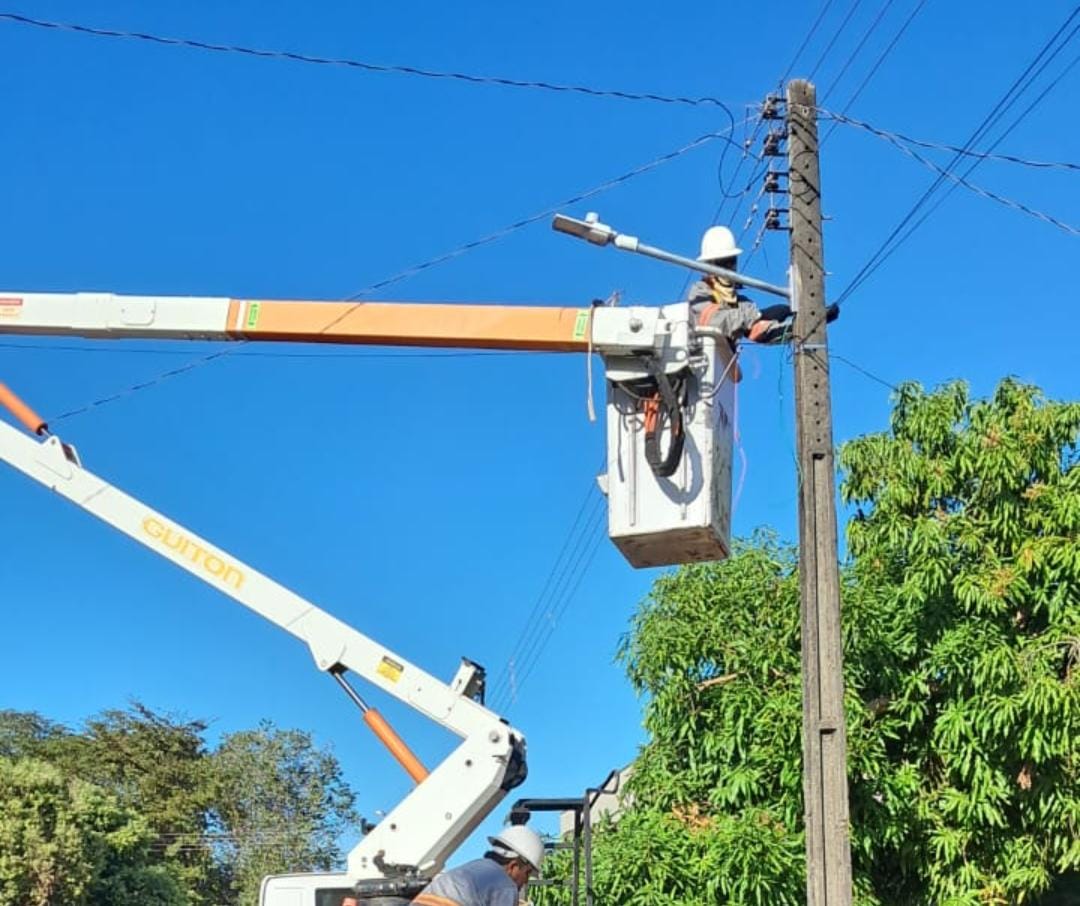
226 300 592 351
363 708 430 784
0 382 47 435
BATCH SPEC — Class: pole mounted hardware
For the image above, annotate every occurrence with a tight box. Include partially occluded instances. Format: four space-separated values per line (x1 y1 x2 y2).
764 171 789 194
763 129 787 156
761 93 786 120
765 207 791 231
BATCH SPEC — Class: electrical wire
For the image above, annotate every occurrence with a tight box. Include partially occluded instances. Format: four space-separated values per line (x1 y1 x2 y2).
489 476 606 710
875 43 1080 272
506 520 606 709
820 0 928 143
836 115 1080 234
311 125 743 301
820 0 897 103
45 125 742 424
732 0 878 267
808 0 866 81
819 109 1080 171
489 490 604 710
778 0 840 87
0 11 738 111
489 495 607 711
833 7 1080 307
487 480 602 705
830 351 898 391
699 0 842 250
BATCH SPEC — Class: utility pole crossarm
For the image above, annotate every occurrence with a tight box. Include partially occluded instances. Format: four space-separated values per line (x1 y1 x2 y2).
788 78 854 906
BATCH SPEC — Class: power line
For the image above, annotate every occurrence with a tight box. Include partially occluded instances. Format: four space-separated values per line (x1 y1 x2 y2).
343 125 747 303
488 480 602 705
0 11 738 111
489 487 604 709
834 7 1080 306
736 0 884 265
709 0 844 232
820 109 1080 171
808 0 866 81
820 0 898 102
779 0 840 86
835 113 1080 235
503 518 606 710
821 0 928 143
830 352 898 391
700 0 844 249
876 43 1080 272
47 125 740 424
490 495 607 711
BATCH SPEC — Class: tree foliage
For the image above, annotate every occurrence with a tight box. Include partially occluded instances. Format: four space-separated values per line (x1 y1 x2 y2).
0 705 359 906
209 723 359 906
0 757 185 906
536 379 1080 906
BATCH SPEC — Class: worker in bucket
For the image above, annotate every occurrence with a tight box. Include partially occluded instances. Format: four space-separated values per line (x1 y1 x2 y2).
411 825 545 906
689 225 838 343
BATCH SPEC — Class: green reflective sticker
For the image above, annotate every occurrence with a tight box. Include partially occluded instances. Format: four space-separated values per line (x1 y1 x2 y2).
246 302 261 329
572 309 590 340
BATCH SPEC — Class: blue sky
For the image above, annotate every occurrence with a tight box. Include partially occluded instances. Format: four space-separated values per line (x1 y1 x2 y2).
1 0 1078 866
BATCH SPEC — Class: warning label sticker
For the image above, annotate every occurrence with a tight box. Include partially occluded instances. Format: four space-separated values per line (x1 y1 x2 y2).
572 309 590 340
0 297 23 318
377 656 404 684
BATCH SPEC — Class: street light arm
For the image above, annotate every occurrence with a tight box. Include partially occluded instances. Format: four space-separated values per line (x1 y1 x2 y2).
551 212 791 299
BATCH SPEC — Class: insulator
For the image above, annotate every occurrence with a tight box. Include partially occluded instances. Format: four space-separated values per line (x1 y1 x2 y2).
765 207 791 231
761 95 785 119
763 130 787 156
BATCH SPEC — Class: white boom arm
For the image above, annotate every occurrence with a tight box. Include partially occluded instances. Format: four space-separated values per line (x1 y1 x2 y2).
0 416 525 890
0 290 736 567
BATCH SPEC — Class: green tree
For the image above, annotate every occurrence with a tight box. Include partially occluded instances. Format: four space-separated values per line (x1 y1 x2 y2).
0 757 185 906
0 704 227 904
76 705 223 902
840 379 1080 902
537 379 1080 906
0 706 361 905
208 722 359 906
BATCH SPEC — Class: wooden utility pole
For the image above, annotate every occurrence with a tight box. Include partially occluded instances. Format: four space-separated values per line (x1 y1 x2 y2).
787 78 853 906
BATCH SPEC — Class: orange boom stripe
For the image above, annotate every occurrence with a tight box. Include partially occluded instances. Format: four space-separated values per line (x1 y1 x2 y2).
230 300 591 352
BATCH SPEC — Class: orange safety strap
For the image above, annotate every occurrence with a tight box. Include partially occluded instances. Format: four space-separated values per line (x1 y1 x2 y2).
697 301 721 326
413 895 461 906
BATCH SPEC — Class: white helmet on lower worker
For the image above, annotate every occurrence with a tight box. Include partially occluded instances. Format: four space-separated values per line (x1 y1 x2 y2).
489 826 545 873
698 225 742 262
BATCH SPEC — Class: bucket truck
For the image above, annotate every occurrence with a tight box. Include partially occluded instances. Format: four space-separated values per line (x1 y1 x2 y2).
0 216 773 904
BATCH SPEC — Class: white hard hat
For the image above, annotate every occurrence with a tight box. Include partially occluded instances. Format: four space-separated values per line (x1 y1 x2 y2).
698 225 742 261
489 826 545 873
